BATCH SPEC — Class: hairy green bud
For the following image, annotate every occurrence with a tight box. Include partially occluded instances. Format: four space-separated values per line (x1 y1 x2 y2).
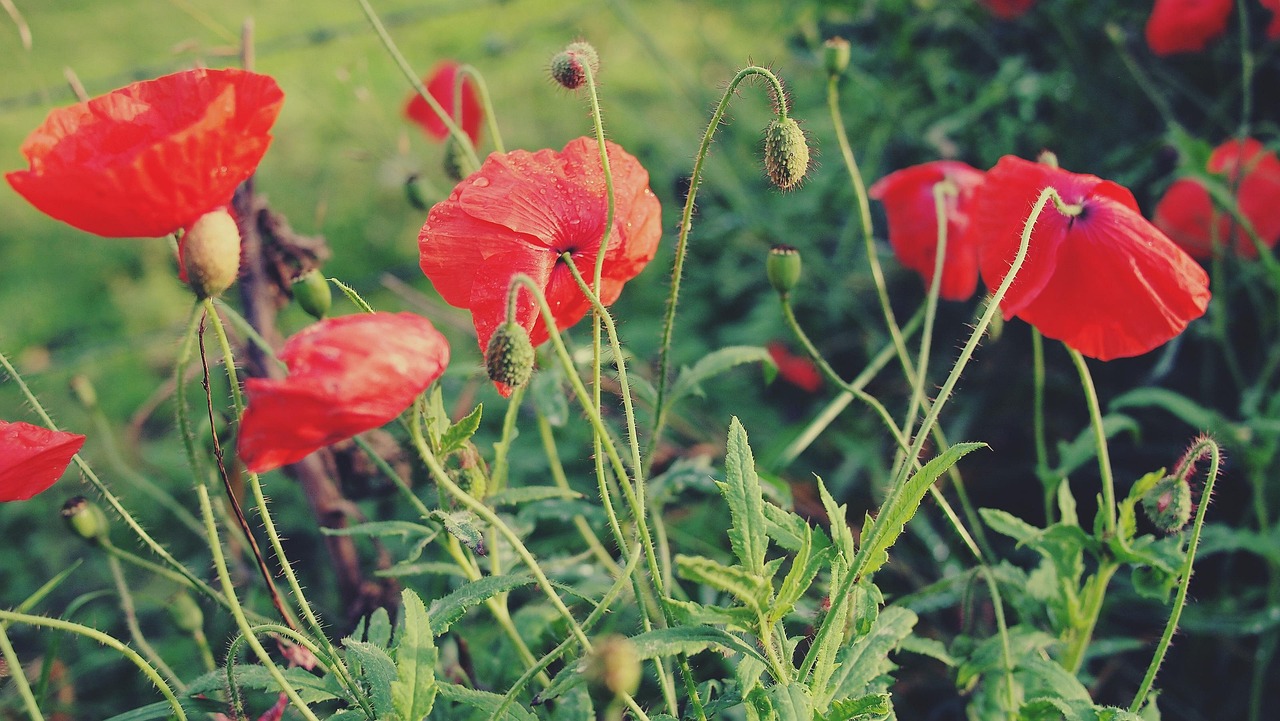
766 244 803 295
763 117 810 190
485 322 535 389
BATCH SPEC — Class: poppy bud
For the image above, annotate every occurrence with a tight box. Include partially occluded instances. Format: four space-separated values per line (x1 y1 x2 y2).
550 41 600 90
166 591 205 634
823 37 851 77
485 322 535 389
69 374 98 410
766 244 803 295
442 137 468 182
61 496 109 544
180 207 242 299
582 635 641 702
291 269 332 320
1142 475 1193 533
1037 149 1060 169
763 117 810 190
406 173 431 211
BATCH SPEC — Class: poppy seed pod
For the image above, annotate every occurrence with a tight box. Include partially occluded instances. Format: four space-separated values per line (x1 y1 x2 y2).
550 41 600 90
822 37 851 77
582 635 642 702
180 208 242 299
485 321 535 390
763 117 810 190
766 244 803 295
291 269 332 320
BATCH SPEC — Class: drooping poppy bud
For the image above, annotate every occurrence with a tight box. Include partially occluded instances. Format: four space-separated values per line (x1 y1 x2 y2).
550 41 600 90
485 321 535 390
763 117 810 191
1142 475 1193 533
179 207 242 299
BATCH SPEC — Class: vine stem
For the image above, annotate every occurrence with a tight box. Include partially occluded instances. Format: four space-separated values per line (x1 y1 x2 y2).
1129 438 1222 712
650 65 789 453
0 609 187 721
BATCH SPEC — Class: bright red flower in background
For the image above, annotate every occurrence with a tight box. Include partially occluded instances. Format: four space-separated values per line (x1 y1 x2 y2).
1154 138 1280 258
981 0 1035 20
974 155 1210 361
236 313 449 474
870 160 986 301
1263 0 1280 38
6 68 283 238
404 61 483 146
767 342 823 393
1145 0 1234 55
419 136 662 360
0 421 85 502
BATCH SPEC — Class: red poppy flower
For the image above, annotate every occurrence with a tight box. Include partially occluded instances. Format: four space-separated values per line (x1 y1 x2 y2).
1153 138 1280 258
870 160 986 301
767 342 823 393
981 0 1034 19
974 155 1210 361
404 61 483 146
236 312 449 474
0 421 85 502
1145 0 1234 56
7 68 283 238
1262 0 1280 38
418 136 662 361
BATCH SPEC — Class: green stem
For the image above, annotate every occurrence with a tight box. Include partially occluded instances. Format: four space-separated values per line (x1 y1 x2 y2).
535 412 623 576
1032 329 1054 522
490 382 526 492
0 620 45 721
1067 348 1117 537
458 63 504 153
106 553 184 690
1061 561 1120 674
651 65 790 452
899 182 951 446
354 0 480 171
1130 438 1222 711
196 486 324 721
0 610 186 721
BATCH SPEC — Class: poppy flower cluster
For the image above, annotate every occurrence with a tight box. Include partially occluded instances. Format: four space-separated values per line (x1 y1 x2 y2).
0 421 85 502
418 136 662 379
236 312 449 474
872 155 1211 360
404 61 483 146
7 68 283 239
1145 0 1280 56
1153 138 1280 258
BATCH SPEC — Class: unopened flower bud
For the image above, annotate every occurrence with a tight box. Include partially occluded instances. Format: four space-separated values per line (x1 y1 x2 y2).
61 496 109 544
405 173 431 210
1037 150 1060 169
823 37 851 77
291 269 332 320
69 374 98 410
485 322 535 389
763 117 810 190
167 592 205 634
767 245 803 295
582 635 641 701
1142 475 1193 533
180 207 242 299
550 41 600 90
442 138 467 183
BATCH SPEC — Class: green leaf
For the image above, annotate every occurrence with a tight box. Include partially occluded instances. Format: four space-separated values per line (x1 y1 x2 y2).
817 477 856 573
818 693 892 721
487 485 582 506
191 664 342 706
345 639 398 717
428 573 536 636
898 634 957 666
101 698 223 721
670 346 777 404
826 606 916 706
531 363 570 426
676 554 772 611
1111 388 1247 445
435 681 536 720
1050 414 1139 479
719 417 770 575
856 443 986 578
390 589 438 721
743 684 773 721
319 520 437 540
771 524 833 625
438 403 482 455
362 606 393 649
664 597 758 628
430 510 486 555
766 683 814 721
628 625 770 666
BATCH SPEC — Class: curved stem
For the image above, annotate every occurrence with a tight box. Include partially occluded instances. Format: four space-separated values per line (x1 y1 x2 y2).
1067 348 1117 538
105 553 184 690
1129 438 1222 712
0 621 45 721
0 610 187 721
458 63 504 153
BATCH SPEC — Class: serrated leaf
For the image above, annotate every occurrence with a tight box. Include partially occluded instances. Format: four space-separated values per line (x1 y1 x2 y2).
811 566 857 696
438 403 482 455
676 554 772 611
101 698 222 721
767 683 814 721
898 634 956 667
817 477 856 573
362 606 392 649
487 486 582 506
772 527 833 625
855 443 986 579
664 596 758 628
628 625 769 665
762 501 810 551
670 346 777 404
391 589 438 721
743 683 773 721
435 681 536 720
430 510 486 555
195 664 342 706
345 640 398 717
319 520 436 540
719 417 769 575
819 693 892 721
825 606 916 707
428 573 536 636
377 561 470 579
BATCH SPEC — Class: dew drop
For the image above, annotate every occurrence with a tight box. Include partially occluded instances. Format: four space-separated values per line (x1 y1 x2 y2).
472 177 490 188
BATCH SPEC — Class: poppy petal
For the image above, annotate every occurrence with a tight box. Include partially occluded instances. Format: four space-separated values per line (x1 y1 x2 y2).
404 61 484 146
1145 0 1234 56
0 421 86 502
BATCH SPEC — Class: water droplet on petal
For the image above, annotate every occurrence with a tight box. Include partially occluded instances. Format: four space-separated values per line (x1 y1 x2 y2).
472 177 490 188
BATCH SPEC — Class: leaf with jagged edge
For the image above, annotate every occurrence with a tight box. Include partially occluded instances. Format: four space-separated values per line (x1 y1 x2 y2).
854 443 986 579
429 510 485 555
817 693 892 721
435 681 536 721
344 640 397 717
770 522 834 626
824 606 916 708
817 477 855 573
390 589 438 721
718 417 770 576
676 554 772 613
670 346 777 404
427 573 536 636
438 403 482 455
